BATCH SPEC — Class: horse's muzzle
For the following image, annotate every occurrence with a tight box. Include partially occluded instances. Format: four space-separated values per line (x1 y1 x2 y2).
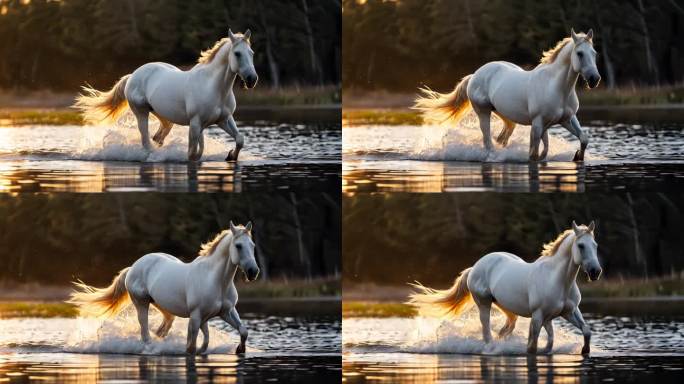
244 74 258 89
587 267 602 281
245 266 260 281
587 74 601 89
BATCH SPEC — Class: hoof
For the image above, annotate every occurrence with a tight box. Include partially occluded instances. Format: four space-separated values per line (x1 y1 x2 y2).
225 149 238 162
572 150 584 162
235 344 246 355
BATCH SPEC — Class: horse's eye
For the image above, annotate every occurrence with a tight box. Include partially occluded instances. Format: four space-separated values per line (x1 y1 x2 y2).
235 51 242 58
577 51 584 58
236 243 243 250
578 243 585 249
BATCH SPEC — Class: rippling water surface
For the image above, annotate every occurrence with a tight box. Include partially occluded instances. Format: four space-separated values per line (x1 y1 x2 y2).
0 309 340 382
0 120 340 192
343 313 684 382
343 120 684 192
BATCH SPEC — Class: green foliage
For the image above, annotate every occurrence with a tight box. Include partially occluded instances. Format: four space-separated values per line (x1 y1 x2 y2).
343 301 416 318
0 301 78 318
343 193 684 286
343 0 684 90
0 0 341 90
0 193 341 285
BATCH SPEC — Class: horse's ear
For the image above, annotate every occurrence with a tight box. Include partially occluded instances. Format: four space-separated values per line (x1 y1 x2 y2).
245 221 253 232
230 220 237 233
243 29 251 40
572 220 581 235
588 220 595 232
228 29 237 42
571 28 580 43
586 29 594 41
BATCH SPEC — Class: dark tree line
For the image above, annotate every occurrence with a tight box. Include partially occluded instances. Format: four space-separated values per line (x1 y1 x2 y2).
343 0 684 91
0 193 340 285
0 0 341 90
343 193 684 286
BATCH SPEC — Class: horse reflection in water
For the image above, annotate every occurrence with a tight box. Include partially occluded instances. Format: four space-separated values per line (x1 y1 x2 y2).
409 222 602 354
69 222 259 355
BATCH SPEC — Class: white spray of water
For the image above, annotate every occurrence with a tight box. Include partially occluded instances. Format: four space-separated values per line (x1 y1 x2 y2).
344 310 587 355
412 113 601 162
64 309 242 355
71 113 256 163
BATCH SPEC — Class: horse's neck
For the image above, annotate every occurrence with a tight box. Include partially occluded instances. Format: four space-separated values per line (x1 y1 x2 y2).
548 234 580 289
204 49 237 96
204 240 238 288
547 46 579 97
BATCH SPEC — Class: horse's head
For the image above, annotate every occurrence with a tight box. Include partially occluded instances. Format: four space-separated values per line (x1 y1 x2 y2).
228 29 258 89
229 221 260 281
570 28 601 89
571 220 602 281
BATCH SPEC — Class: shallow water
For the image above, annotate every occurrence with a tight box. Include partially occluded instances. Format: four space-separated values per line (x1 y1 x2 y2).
343 120 684 192
343 314 684 382
0 120 340 192
0 311 340 382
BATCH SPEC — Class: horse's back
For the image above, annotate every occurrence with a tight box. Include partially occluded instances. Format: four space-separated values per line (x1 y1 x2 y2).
469 61 533 124
469 252 535 316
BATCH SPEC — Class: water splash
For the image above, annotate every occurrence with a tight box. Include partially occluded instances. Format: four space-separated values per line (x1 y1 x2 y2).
412 115 599 162
344 311 584 356
72 114 254 163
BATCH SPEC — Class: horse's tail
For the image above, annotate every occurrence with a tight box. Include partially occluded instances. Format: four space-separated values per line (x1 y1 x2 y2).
67 267 131 318
74 74 131 124
407 267 473 319
413 74 472 125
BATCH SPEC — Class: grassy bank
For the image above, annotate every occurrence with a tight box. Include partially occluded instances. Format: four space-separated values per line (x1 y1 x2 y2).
0 86 341 126
344 276 684 318
0 278 340 318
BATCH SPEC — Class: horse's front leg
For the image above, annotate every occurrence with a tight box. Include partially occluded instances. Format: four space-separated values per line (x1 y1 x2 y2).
540 130 549 160
198 322 210 355
186 312 202 355
218 116 244 161
188 118 202 162
222 307 248 354
541 320 554 354
529 118 544 161
563 307 592 355
561 116 588 161
527 310 544 354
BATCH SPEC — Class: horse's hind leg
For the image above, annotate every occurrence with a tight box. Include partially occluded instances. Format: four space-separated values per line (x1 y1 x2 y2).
540 129 549 160
494 304 518 338
494 113 516 147
198 322 210 354
152 304 175 338
129 104 152 151
472 295 493 344
474 109 494 152
151 113 174 147
131 296 151 343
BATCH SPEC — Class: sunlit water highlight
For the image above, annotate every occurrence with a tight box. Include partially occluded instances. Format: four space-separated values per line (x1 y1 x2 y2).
0 118 340 192
343 118 684 192
0 309 340 382
343 313 684 382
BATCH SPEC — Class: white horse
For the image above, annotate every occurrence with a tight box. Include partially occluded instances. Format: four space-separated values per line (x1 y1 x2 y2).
75 29 258 162
68 221 259 355
408 221 602 355
415 29 601 162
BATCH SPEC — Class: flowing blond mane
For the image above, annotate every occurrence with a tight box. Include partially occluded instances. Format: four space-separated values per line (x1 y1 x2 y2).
197 34 249 65
541 226 591 257
539 33 590 65
199 229 232 256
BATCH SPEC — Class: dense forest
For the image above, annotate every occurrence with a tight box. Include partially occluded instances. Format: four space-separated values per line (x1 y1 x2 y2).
0 193 340 285
0 0 341 90
343 193 684 285
343 0 684 90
